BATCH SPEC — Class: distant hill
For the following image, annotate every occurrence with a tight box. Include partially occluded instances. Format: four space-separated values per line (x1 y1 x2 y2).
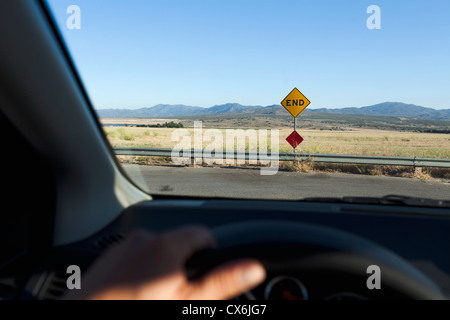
97 102 450 121
97 104 205 118
97 103 263 118
310 102 450 120
206 103 262 114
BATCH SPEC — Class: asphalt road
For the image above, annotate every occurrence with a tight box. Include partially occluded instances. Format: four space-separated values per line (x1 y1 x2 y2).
123 165 450 200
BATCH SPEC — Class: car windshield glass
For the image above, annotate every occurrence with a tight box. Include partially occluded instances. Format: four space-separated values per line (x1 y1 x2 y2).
45 0 450 203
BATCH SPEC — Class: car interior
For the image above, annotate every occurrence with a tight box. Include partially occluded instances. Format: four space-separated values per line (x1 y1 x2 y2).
0 0 449 300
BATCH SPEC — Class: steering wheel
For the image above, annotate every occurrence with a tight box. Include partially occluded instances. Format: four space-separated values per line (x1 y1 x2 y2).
186 221 444 300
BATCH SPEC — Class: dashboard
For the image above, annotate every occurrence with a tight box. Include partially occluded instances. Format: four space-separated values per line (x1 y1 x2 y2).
21 199 450 300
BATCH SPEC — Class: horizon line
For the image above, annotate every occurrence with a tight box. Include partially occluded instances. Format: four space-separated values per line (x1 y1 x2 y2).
94 101 450 111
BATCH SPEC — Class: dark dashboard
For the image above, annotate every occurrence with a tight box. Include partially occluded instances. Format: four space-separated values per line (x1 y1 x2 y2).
19 199 450 300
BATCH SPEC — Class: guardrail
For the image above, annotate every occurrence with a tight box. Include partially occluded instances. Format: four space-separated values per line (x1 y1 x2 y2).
113 147 450 168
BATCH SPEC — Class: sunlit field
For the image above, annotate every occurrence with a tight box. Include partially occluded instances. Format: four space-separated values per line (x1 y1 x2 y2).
104 127 450 159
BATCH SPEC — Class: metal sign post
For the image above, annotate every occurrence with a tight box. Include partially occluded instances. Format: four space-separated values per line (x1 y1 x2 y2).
293 117 296 158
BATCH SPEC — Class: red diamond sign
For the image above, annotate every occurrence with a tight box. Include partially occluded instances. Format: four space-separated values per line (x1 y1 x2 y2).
286 131 303 149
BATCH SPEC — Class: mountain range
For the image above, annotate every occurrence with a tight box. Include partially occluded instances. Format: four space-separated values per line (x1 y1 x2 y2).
97 102 450 121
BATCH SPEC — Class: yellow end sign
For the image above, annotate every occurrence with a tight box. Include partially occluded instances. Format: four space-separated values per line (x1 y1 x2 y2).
281 88 311 118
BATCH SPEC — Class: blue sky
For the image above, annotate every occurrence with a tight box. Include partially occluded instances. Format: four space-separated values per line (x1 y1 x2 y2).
46 0 450 110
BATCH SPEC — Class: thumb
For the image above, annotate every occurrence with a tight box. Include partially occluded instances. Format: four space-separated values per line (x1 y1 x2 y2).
187 259 266 300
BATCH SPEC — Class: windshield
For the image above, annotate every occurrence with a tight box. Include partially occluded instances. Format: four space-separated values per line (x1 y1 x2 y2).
46 0 450 202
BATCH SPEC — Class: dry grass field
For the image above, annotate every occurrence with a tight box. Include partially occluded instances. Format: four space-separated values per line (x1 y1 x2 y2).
104 126 450 159
103 124 450 180
102 118 180 126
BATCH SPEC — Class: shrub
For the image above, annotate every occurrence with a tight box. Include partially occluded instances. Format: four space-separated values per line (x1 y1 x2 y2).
121 133 135 141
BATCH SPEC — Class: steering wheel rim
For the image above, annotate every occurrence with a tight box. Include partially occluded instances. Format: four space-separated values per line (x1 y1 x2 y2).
186 220 444 300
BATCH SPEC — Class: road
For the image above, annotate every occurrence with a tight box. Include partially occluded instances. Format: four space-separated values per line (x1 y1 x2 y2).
123 165 450 200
